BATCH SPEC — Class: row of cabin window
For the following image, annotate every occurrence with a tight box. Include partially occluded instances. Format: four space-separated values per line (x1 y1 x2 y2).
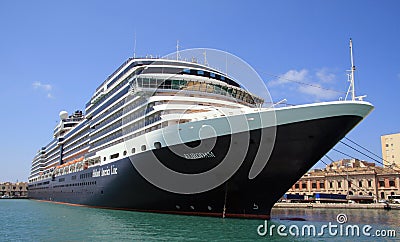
63 140 90 158
91 122 167 155
87 73 133 113
63 128 90 150
102 142 162 161
92 130 123 148
92 101 152 142
92 110 161 149
92 97 147 131
91 120 123 141
135 78 258 105
181 68 240 87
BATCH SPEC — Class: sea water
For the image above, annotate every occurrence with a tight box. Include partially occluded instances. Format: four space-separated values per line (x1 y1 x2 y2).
0 199 398 241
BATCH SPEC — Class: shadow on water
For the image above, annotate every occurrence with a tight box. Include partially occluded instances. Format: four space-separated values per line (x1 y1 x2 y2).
1 200 398 241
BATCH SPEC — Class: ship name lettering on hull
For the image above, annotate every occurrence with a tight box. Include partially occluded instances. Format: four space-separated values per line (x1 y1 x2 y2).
183 151 215 159
92 165 118 178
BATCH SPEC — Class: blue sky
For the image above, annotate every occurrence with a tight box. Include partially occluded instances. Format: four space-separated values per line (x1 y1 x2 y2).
1 1 399 182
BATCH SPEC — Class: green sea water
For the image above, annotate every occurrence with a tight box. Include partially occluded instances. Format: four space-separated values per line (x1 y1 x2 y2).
0 199 399 241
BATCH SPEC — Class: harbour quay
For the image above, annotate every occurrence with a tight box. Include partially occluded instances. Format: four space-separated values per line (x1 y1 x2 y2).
0 182 28 198
273 202 400 209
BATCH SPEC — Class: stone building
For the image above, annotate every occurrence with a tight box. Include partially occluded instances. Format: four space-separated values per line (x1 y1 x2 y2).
381 132 400 168
287 159 400 202
0 182 28 197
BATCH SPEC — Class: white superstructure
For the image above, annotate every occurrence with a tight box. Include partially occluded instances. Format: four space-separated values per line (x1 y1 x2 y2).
29 58 266 182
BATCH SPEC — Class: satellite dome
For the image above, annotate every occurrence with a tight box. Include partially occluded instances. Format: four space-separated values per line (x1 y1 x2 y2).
59 111 68 120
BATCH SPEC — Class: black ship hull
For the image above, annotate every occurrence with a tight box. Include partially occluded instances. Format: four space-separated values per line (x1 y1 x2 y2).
29 115 362 219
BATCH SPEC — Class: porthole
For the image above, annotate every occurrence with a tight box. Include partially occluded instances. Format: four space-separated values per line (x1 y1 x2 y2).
131 148 136 154
154 142 161 149
110 153 119 159
141 145 146 151
123 150 127 156
186 140 200 148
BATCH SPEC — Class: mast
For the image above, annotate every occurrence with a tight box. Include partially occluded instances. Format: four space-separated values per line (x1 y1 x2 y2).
349 38 356 101
176 40 180 61
133 31 137 58
346 38 356 101
203 50 208 66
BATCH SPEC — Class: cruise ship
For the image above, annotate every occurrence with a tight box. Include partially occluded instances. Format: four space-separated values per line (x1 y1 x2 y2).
28 49 373 219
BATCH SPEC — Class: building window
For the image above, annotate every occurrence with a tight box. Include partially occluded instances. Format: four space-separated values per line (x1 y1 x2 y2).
368 180 372 187
348 181 352 187
380 192 385 199
319 182 325 189
329 182 333 188
312 183 317 189
295 184 299 189
338 181 342 188
302 183 307 189
359 181 363 187
389 180 395 187
379 181 385 187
